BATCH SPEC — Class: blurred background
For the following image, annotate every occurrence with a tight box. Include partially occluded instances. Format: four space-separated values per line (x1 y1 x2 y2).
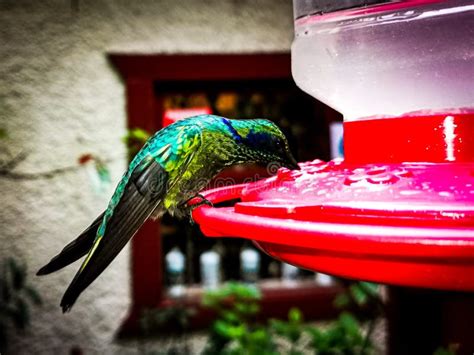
0 1 352 354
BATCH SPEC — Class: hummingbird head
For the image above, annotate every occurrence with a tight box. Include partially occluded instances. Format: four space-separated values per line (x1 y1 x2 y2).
228 118 299 171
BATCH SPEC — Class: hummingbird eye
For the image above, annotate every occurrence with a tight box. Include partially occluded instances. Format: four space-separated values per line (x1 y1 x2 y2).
276 137 286 149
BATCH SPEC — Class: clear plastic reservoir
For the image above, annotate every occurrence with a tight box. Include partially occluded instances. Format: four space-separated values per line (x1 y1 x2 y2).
292 0 474 121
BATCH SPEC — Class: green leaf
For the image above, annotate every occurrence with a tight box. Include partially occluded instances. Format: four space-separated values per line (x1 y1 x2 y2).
359 282 379 297
0 256 41 342
235 301 257 316
270 318 302 344
339 312 359 333
334 293 350 309
132 128 151 142
94 159 111 183
123 128 150 144
247 303 260 315
306 326 328 352
214 320 245 339
270 319 286 333
350 284 368 306
288 307 302 323
222 310 239 323
305 312 369 354
248 327 268 343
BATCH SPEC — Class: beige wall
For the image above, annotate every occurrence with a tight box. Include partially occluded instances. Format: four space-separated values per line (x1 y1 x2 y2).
0 0 293 353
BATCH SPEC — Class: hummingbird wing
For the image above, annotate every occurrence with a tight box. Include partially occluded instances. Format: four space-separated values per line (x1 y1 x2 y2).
59 124 203 312
60 158 167 312
36 212 105 275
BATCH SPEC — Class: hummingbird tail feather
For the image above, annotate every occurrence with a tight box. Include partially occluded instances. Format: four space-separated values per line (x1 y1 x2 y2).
36 212 105 276
60 160 167 312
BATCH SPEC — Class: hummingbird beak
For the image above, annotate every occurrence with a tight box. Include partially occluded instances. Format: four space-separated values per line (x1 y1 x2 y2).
282 153 300 170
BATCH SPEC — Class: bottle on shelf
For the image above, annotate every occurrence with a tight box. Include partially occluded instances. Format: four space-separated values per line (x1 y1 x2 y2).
200 249 221 290
240 246 260 284
281 262 299 285
314 272 336 287
165 247 185 298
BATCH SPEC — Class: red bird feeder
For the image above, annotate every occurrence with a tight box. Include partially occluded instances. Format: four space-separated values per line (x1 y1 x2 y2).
194 1 474 353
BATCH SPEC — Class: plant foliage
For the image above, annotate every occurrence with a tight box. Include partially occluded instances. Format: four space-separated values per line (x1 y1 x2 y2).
0 258 42 353
201 282 373 355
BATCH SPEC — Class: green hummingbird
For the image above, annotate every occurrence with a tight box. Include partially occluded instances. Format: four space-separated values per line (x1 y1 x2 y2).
37 114 299 312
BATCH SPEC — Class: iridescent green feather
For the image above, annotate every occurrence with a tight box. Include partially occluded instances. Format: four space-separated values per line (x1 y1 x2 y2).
81 119 204 271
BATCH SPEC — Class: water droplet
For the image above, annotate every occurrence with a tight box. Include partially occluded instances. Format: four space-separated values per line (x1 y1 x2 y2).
344 175 364 186
400 190 421 196
316 189 328 196
367 174 399 185
393 169 414 178
366 166 387 175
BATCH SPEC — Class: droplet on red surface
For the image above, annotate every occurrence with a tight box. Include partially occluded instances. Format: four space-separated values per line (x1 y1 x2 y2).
366 166 387 175
393 168 414 178
367 173 399 185
344 175 365 186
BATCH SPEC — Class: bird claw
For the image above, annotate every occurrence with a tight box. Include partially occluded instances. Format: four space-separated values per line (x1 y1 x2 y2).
183 194 214 224
184 193 214 208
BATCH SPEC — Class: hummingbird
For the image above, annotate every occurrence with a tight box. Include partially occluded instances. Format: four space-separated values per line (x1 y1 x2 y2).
37 114 298 312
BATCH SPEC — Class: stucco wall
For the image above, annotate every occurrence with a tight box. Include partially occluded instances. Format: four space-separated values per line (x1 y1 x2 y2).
0 1 293 354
